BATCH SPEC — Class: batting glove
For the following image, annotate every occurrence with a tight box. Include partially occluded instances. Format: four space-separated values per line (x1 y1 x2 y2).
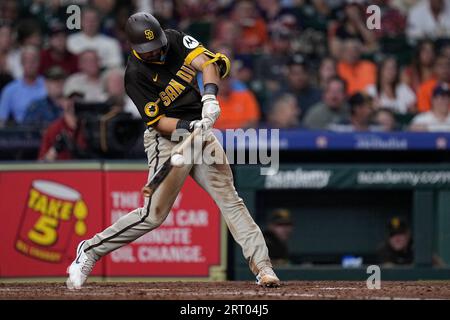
201 94 220 130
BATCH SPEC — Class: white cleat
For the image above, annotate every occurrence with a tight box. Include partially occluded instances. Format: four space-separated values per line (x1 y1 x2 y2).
256 267 281 288
66 240 97 290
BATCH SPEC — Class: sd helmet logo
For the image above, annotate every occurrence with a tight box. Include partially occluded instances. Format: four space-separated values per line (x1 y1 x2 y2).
144 29 154 40
144 102 159 117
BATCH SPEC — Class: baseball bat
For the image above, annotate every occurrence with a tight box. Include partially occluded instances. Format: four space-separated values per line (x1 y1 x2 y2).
141 127 202 197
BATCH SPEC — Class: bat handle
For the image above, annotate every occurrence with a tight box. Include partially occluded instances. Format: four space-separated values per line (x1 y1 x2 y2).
171 127 202 156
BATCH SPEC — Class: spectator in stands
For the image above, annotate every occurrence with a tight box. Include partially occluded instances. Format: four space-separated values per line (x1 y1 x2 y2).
318 56 337 91
257 0 302 35
372 0 407 39
0 51 13 92
39 20 78 76
18 0 65 34
103 67 140 119
391 0 421 14
377 216 414 266
233 56 255 86
64 50 108 103
366 56 417 114
329 92 382 132
0 46 47 127
0 0 19 25
263 208 294 266
105 5 134 63
269 54 322 120
441 42 450 59
302 76 349 130
337 38 377 95
254 30 293 94
6 19 42 79
402 40 436 92
67 6 123 69
265 94 301 128
0 23 14 81
38 85 87 161
374 108 399 131
230 0 268 54
406 0 450 41
23 66 66 129
410 83 450 131
214 76 261 129
417 55 450 112
329 2 378 57
211 19 240 51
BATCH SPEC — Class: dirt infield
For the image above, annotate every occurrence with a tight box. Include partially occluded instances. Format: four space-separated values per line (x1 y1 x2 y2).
1 281 450 300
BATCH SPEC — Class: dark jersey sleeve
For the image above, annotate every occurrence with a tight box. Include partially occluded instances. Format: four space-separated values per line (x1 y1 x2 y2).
167 29 209 66
125 70 164 126
169 29 230 78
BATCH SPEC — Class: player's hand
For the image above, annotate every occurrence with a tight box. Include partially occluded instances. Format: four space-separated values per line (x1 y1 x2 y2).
201 94 220 129
190 119 213 131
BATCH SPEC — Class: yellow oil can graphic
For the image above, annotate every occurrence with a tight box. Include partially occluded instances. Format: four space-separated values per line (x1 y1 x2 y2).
15 180 88 263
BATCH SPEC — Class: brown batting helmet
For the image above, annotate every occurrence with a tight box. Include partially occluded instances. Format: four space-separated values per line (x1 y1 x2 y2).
125 12 168 54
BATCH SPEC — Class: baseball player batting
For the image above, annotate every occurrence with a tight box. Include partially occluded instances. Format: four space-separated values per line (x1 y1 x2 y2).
66 12 280 289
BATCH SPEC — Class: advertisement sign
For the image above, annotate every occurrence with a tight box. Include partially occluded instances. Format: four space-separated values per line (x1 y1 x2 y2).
0 164 226 279
103 171 223 278
0 169 104 277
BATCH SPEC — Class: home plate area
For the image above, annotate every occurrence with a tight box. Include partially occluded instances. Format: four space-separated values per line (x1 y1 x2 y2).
1 281 450 300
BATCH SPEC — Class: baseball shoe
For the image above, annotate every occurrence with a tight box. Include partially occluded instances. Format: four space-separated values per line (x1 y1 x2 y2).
66 240 97 290
256 266 281 287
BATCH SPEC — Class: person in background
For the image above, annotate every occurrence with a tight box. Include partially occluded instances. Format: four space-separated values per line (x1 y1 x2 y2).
416 55 450 112
254 30 294 95
337 37 377 95
67 6 123 69
329 92 381 132
0 46 47 127
302 76 349 130
38 85 87 161
265 93 301 128
406 0 450 41
371 0 407 39
402 40 436 93
263 208 294 266
0 22 14 85
441 42 450 59
64 50 108 103
374 108 399 131
230 0 268 54
329 2 378 57
410 83 450 131
6 19 42 79
102 67 140 119
366 56 417 114
318 56 337 91
270 54 322 120
377 216 414 266
23 66 66 129
0 51 13 92
214 76 261 130
39 19 78 76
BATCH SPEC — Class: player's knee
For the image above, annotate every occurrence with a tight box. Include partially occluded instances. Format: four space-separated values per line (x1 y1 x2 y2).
146 205 168 228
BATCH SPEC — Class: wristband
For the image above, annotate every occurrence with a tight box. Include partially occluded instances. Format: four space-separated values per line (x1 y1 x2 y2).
203 83 219 96
176 119 194 132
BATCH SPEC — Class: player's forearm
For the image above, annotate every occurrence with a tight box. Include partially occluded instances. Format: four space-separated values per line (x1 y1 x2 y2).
202 63 220 87
153 117 180 135
190 53 220 89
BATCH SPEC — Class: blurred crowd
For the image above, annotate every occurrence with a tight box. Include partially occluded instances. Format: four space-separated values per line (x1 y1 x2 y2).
1 0 450 160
